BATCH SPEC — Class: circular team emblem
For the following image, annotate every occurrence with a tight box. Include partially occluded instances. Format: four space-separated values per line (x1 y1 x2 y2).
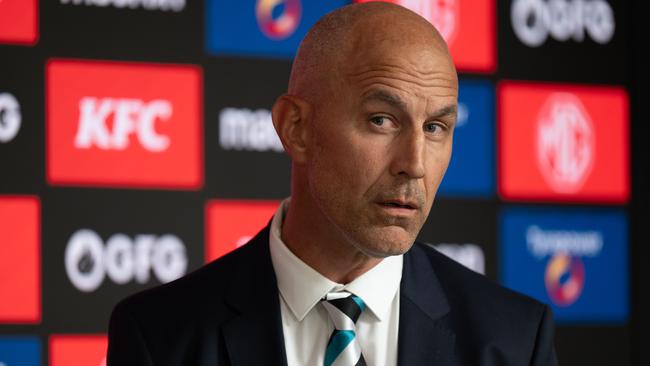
544 251 585 307
256 0 302 40
395 0 459 44
536 93 595 193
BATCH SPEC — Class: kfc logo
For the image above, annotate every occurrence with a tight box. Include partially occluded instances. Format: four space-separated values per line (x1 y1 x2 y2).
47 59 202 189
49 335 107 366
0 93 21 143
0 196 40 324
536 93 594 193
75 97 172 152
205 200 280 262
219 107 283 152
511 0 615 47
0 0 38 45
498 82 628 203
65 229 188 292
355 0 494 72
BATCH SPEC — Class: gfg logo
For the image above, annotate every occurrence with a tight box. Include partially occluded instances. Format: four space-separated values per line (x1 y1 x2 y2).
536 93 594 193
75 97 172 152
65 229 188 292
0 93 21 143
511 0 615 47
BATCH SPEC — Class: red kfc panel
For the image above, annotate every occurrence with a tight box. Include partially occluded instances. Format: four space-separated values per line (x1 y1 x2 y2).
49 335 107 366
0 0 38 45
355 0 495 73
46 59 203 190
498 82 629 203
0 196 40 324
205 200 280 262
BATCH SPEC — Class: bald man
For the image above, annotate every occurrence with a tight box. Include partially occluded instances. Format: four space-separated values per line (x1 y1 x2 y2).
108 3 558 366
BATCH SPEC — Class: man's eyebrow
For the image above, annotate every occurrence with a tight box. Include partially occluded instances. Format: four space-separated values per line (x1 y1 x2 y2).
361 90 408 110
431 104 457 120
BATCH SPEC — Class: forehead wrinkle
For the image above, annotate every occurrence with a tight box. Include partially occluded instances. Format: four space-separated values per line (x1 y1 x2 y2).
347 67 457 92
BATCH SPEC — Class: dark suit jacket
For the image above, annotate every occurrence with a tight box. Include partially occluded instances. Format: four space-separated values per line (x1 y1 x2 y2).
107 225 558 365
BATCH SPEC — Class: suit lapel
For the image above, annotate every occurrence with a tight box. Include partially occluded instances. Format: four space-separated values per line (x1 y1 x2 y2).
221 226 288 366
397 244 456 366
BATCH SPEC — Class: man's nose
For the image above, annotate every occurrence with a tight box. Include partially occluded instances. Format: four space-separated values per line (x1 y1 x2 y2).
389 129 426 179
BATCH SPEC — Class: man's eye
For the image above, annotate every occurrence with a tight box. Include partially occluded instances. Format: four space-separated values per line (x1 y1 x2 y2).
370 116 388 126
424 122 443 134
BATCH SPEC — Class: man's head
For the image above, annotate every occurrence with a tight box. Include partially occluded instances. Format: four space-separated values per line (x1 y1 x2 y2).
272 2 458 259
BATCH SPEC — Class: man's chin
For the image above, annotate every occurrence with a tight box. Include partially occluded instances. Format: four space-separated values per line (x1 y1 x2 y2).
351 226 417 258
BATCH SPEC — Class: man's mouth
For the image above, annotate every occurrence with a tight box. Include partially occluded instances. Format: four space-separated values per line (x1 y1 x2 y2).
378 200 418 210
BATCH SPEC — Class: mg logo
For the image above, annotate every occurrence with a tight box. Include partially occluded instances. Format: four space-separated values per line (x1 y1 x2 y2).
536 93 594 193
362 0 459 44
256 0 302 40
401 0 458 43
0 93 21 143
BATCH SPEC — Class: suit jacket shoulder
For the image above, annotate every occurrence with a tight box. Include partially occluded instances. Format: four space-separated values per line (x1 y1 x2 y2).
107 226 287 366
399 243 558 366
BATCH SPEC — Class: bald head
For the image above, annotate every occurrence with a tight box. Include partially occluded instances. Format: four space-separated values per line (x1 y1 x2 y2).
288 2 454 101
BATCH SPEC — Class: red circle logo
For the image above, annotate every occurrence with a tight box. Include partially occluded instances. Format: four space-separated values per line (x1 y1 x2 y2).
544 252 585 307
256 0 302 40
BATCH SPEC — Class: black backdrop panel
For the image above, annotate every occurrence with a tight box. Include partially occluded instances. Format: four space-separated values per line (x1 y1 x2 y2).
204 57 292 199
418 199 498 281
39 1 203 63
0 49 45 193
498 0 629 84
41 189 203 332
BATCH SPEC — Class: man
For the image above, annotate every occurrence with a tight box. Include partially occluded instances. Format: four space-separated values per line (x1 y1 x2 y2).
108 3 558 365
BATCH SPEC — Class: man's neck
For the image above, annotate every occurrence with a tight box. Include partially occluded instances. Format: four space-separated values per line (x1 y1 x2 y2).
280 198 383 284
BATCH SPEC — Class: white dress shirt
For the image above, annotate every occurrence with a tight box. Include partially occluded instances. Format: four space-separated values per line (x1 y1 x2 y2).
269 199 403 366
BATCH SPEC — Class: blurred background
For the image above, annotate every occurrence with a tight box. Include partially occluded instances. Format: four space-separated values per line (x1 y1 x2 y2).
0 0 647 365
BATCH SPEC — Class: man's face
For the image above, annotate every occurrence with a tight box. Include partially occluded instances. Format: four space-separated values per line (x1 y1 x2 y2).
305 40 458 258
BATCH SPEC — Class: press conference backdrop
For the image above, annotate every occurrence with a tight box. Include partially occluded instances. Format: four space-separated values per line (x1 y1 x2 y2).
1 0 647 365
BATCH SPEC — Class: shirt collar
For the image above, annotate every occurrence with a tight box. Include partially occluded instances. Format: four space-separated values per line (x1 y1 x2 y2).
269 199 403 322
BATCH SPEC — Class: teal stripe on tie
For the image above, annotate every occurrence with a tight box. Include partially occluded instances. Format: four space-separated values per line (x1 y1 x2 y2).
324 330 355 366
351 295 366 312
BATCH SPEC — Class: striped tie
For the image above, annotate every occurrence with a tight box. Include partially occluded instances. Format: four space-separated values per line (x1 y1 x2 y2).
321 292 367 366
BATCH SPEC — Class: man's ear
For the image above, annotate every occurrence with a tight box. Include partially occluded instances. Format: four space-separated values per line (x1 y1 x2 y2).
272 94 311 164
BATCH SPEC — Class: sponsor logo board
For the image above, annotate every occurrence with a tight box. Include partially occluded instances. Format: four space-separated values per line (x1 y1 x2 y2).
498 82 628 203
205 0 349 58
0 196 40 324
511 0 615 47
355 0 495 72
0 0 38 45
205 200 280 262
431 243 485 274
64 229 188 292
46 59 203 189
0 93 21 143
439 79 494 197
58 0 185 12
500 207 628 323
219 107 283 152
0 337 40 366
49 335 106 366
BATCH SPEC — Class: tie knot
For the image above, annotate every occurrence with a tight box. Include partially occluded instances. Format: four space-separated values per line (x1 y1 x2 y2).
322 292 366 325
